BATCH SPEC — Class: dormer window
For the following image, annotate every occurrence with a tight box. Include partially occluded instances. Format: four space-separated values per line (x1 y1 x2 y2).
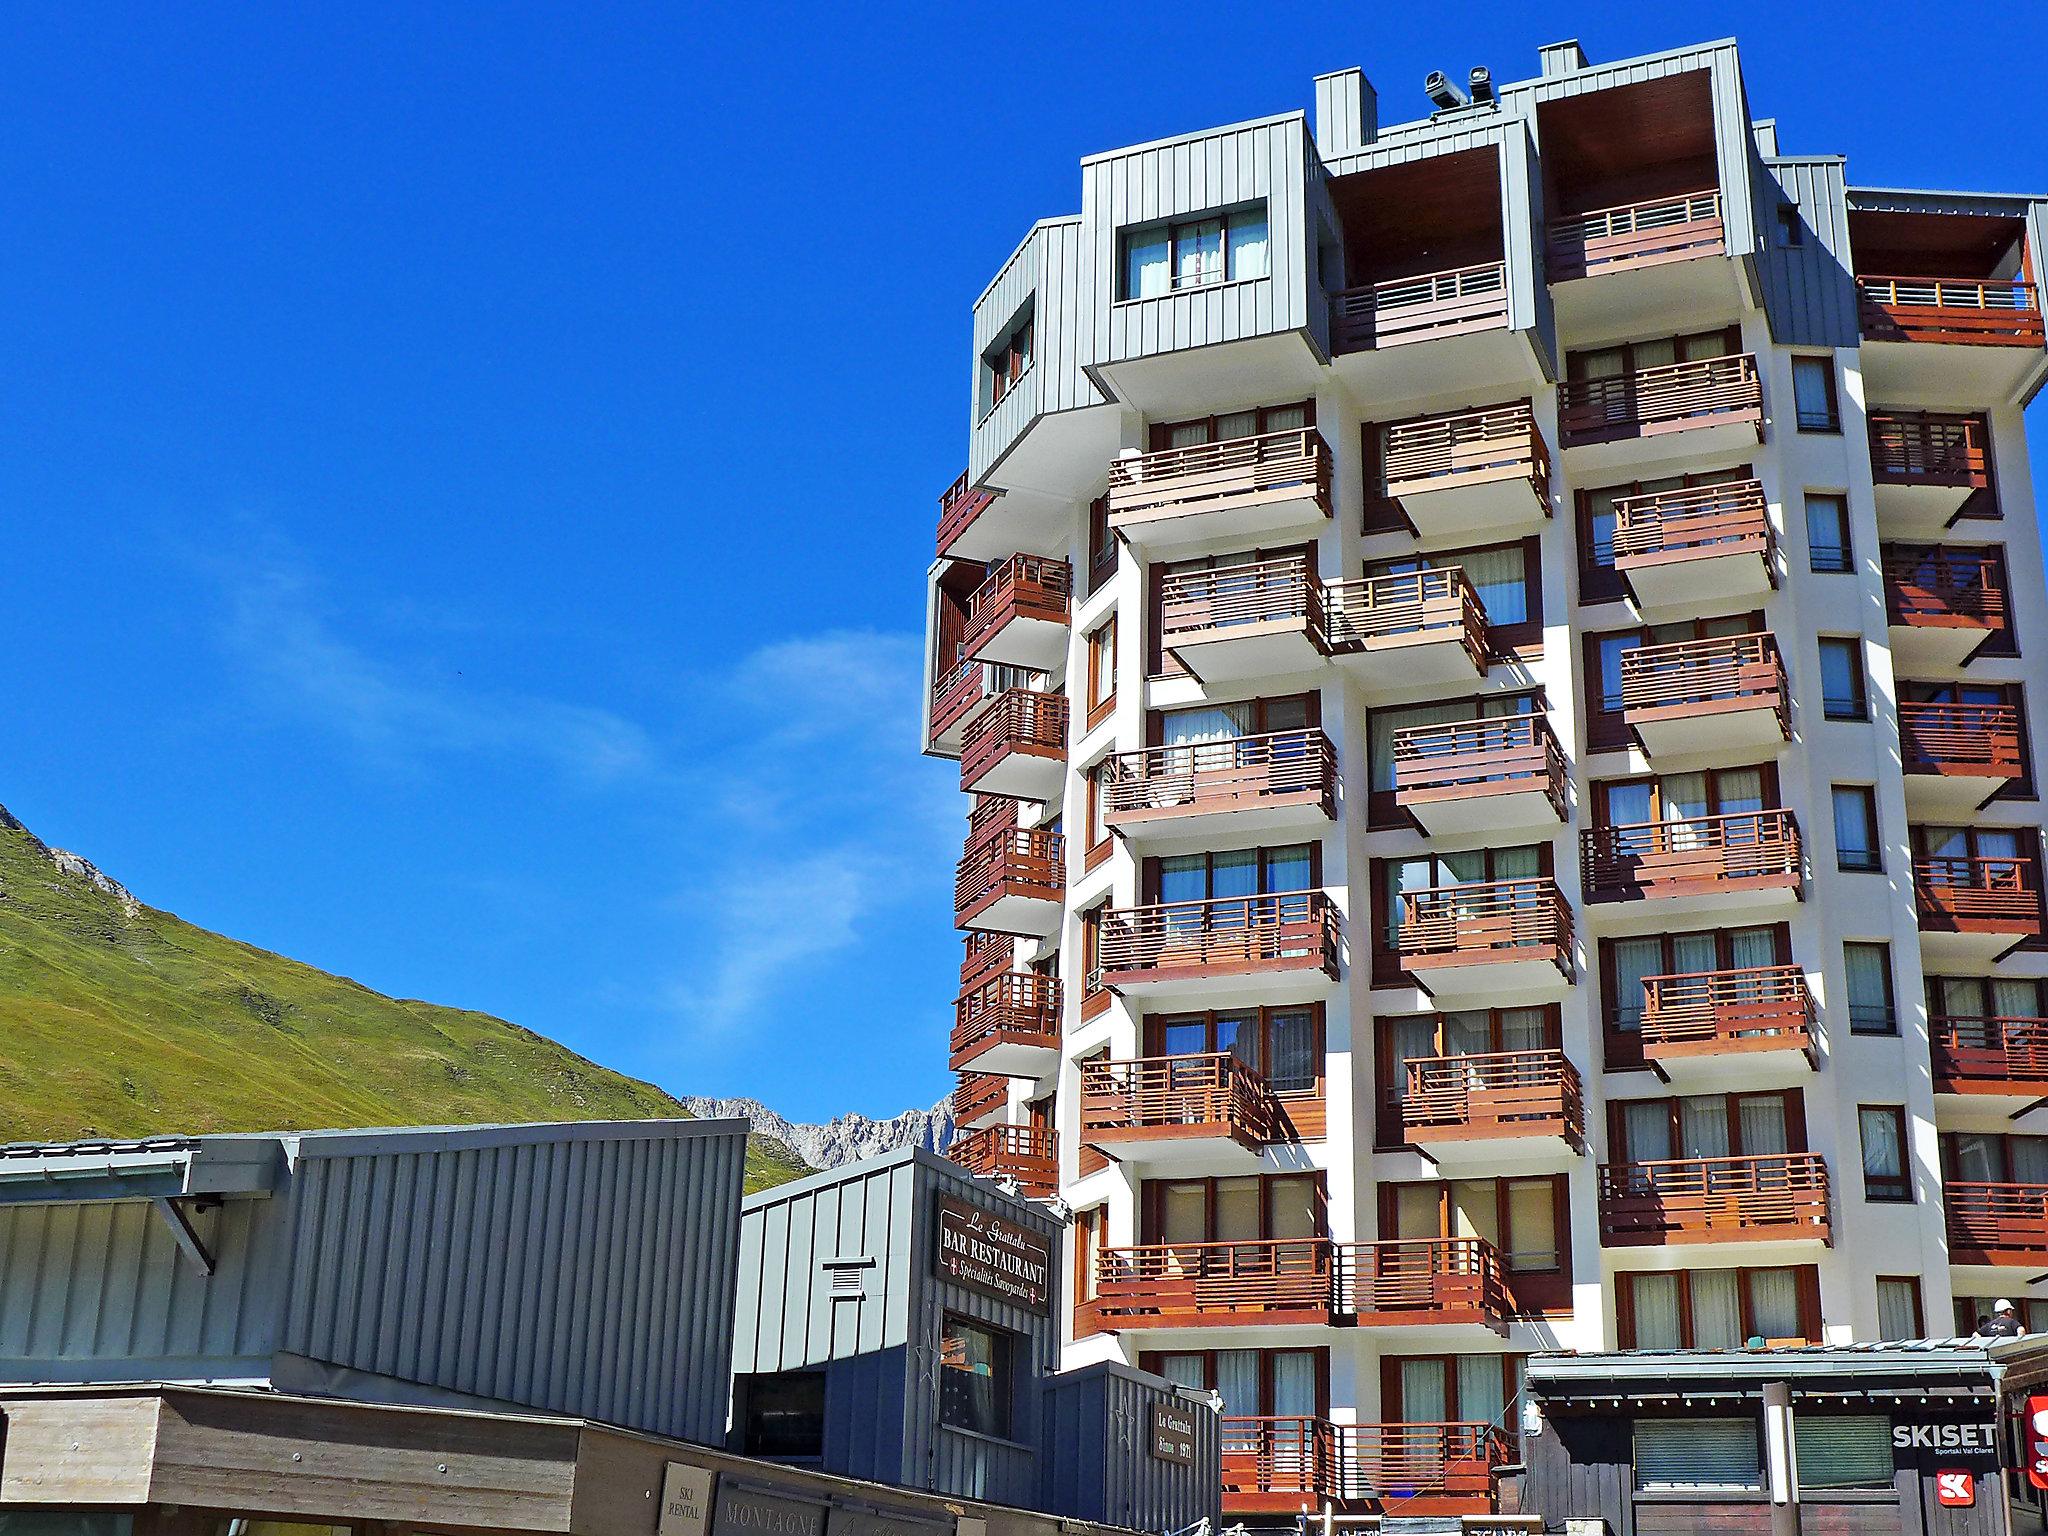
983 302 1035 410
1119 203 1269 300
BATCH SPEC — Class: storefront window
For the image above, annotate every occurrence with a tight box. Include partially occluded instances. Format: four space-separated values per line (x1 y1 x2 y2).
939 1315 1013 1438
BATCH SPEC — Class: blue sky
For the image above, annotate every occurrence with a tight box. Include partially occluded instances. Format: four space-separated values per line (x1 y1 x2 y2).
4 2 2045 1123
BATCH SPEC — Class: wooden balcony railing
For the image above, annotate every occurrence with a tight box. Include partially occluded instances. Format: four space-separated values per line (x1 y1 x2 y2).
951 1070 1009 1125
1331 261 1508 352
1395 877 1573 971
954 827 1064 927
1639 965 1816 1059
1548 189 1725 279
1618 632 1787 736
1159 555 1326 647
1396 1050 1584 1148
1093 1238 1336 1326
1583 809 1802 902
1900 702 2026 779
1380 401 1550 504
1079 1053 1278 1146
959 929 1009 990
1095 892 1340 989
1106 428 1332 529
1868 411 1993 493
1932 1017 2048 1092
1222 1419 1509 1506
1101 729 1337 824
1324 568 1489 670
963 554 1071 653
1599 1152 1832 1245
1945 1181 2048 1264
1392 714 1567 821
946 1125 1058 1198
1857 275 2046 347
1338 1237 1510 1327
1883 547 2009 632
960 688 1068 794
1558 353 1762 447
931 655 1033 742
1611 479 1772 569
936 470 1000 555
949 971 1061 1069
1915 854 2043 934
966 793 1017 849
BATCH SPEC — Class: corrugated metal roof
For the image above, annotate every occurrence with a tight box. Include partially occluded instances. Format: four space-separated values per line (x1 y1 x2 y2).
1529 1337 2048 1389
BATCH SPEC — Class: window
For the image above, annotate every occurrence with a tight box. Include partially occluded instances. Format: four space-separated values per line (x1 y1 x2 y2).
938 1316 1013 1438
1073 1205 1105 1305
1776 205 1805 248
1085 617 1117 727
1119 204 1269 299
1086 496 1117 595
1149 1174 1325 1245
1791 355 1840 432
1795 1416 1894 1490
1079 899 1108 1007
1940 1130 2048 1185
1384 1177 1566 1301
1582 614 1762 751
1805 493 1852 574
1384 1354 1525 1430
1083 765 1110 863
1877 1276 1924 1340
1618 1266 1819 1348
982 306 1034 414
1634 1417 1761 1491
1610 1090 1802 1168
1377 1008 1559 1144
1859 1105 1911 1202
1601 925 1785 1053
1379 844 1545 973
1832 785 1882 873
1366 539 1540 648
1143 1348 1325 1422
1819 637 1868 721
1844 943 1897 1035
1150 1006 1323 1096
1151 841 1316 905
1365 692 1537 825
1576 468 1753 603
1568 327 1737 382
740 1370 828 1458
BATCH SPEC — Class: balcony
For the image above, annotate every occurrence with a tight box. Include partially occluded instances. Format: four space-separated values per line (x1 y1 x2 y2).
1393 878 1574 997
1900 702 2027 816
949 971 1060 1075
946 1125 1057 1199
1932 1017 2048 1100
1859 274 2044 348
1339 1237 1510 1334
1914 854 2044 960
960 689 1067 801
1158 556 1329 682
1368 402 1550 545
1079 1053 1278 1163
1548 193 1743 338
950 1070 1009 1131
1611 479 1774 610
1334 261 1509 353
1583 810 1803 913
935 471 1004 560
1557 353 1763 473
1326 569 1489 692
959 928 1010 991
1106 428 1333 557
1393 715 1567 837
1090 1238 1338 1329
1549 190 1726 281
1393 1050 1585 1172
1639 966 1817 1086
929 656 1031 756
1868 411 1996 530
1095 892 1340 1008
1599 1152 1832 1247
1618 633 1788 757
1100 730 1336 846
1945 1182 2048 1267
962 555 1071 672
954 827 1064 936
1883 546 2009 669
1221 1419 1509 1515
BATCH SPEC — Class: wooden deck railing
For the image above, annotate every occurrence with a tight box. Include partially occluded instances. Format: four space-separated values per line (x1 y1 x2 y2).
960 688 1068 792
1222 1419 1509 1505
1095 891 1340 987
1868 411 1993 491
946 1125 1058 1197
1914 854 2042 932
931 655 1033 741
1392 714 1567 821
1380 401 1550 503
954 827 1064 924
1337 1237 1511 1325
1611 479 1772 568
1324 568 1489 670
1558 353 1762 446
1857 275 2045 347
1396 1050 1584 1147
950 971 1061 1066
1331 261 1508 352
964 554 1071 651
1093 1238 1337 1325
1584 809 1802 901
1395 877 1573 968
1618 632 1786 733
1639 965 1815 1057
1548 189 1725 279
1899 702 2025 778
1106 428 1332 528
1159 555 1326 646
950 1070 1009 1125
1945 1181 2048 1262
1599 1152 1832 1244
1100 729 1337 823
1883 547 2009 630
959 929 1009 990
966 793 1017 849
1079 1053 1277 1144
936 470 1000 555
1932 1017 2048 1091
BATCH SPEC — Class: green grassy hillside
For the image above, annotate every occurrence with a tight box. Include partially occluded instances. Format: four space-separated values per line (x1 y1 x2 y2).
0 806 809 1192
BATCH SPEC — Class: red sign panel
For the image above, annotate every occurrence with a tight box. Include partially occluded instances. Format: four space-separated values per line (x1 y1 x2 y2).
1936 1470 1975 1508
2029 1395 2048 1490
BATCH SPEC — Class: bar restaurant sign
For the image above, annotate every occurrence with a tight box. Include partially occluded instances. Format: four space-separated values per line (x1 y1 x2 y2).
935 1195 1050 1312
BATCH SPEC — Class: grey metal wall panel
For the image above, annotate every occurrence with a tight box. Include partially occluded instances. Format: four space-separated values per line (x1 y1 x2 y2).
1502 117 1556 375
279 1122 744 1446
1312 70 1374 160
966 218 1105 484
1758 157 1860 349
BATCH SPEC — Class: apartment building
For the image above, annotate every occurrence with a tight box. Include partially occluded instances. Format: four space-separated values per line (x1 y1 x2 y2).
922 33 2048 1524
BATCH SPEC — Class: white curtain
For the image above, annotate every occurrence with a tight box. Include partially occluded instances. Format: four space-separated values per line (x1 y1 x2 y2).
1272 1352 1317 1418
1458 1356 1505 1427
1401 1360 1448 1424
1691 1270 1743 1347
1749 1268 1801 1339
1739 1096 1789 1155
1612 938 1663 1032
1631 1274 1682 1348
1679 1097 1730 1159
1228 210 1269 281
1215 1351 1260 1420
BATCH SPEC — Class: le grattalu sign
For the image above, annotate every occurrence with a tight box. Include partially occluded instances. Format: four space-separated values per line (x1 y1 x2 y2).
935 1196 1051 1313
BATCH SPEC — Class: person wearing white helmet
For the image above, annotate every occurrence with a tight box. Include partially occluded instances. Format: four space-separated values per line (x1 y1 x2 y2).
1978 1299 2027 1338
